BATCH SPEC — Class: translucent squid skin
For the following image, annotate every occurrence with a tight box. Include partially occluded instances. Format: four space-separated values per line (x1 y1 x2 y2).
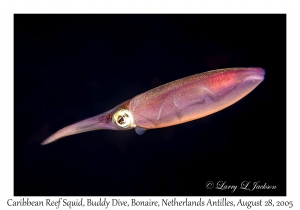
130 67 265 128
41 67 265 145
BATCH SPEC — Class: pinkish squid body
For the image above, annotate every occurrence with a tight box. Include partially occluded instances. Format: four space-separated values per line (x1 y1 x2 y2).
41 67 265 145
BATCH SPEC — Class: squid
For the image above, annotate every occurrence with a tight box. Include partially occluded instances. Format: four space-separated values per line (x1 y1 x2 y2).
41 67 265 145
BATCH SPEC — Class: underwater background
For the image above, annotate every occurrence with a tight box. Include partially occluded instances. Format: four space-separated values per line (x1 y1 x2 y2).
14 14 286 196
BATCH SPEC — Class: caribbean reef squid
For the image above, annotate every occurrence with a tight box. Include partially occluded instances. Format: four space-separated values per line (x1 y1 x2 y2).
41 67 265 145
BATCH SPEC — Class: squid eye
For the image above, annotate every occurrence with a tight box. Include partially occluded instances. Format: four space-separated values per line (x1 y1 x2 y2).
112 109 136 129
